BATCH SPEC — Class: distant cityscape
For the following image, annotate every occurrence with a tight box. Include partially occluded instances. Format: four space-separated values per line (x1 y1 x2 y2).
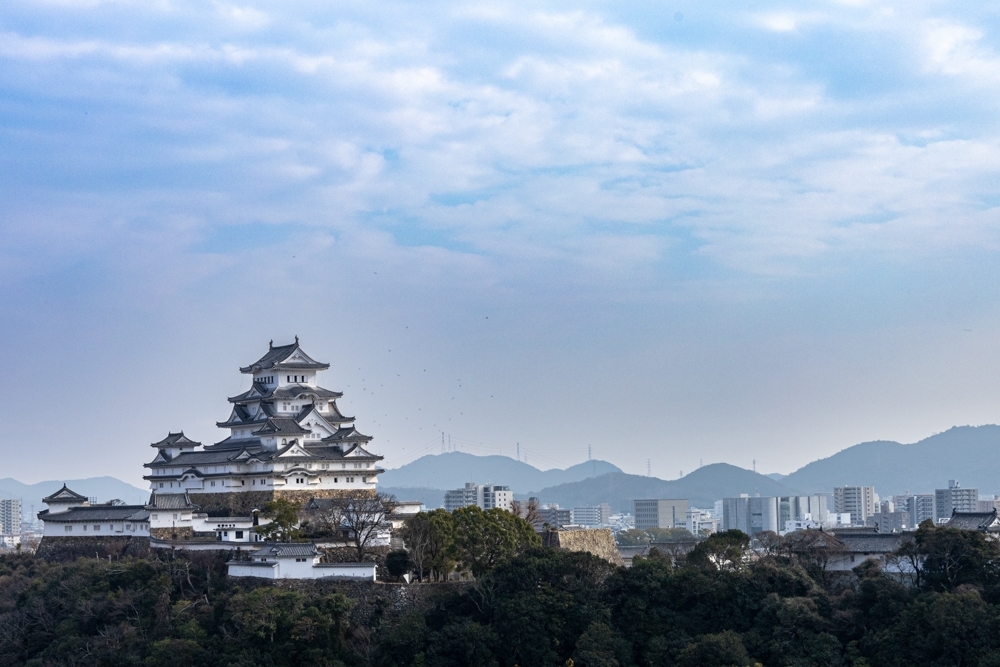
435 478 994 538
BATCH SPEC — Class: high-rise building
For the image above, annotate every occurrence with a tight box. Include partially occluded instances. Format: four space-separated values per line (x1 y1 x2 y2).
444 483 513 512
538 505 573 528
724 495 831 535
834 486 877 525
894 493 935 526
634 499 689 530
0 499 21 534
573 504 611 527
935 480 978 521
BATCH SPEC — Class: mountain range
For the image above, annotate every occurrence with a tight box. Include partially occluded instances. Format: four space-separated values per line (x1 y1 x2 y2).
380 425 1000 511
5 425 998 519
778 425 1000 496
379 452 621 494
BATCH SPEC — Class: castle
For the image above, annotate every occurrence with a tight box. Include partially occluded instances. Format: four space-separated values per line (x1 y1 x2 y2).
39 339 391 548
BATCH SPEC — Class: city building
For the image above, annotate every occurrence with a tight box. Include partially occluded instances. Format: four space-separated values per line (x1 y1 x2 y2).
538 505 573 528
227 543 377 580
978 496 1000 513
834 486 877 525
143 339 385 536
894 493 935 526
686 508 718 535
867 511 911 533
724 495 831 535
634 499 689 530
0 499 21 535
573 504 611 527
443 483 513 512
935 480 978 521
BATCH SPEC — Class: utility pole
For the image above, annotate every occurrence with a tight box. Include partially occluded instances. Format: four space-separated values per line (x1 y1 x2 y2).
647 459 651 477
753 459 756 473
441 432 445 454
517 442 520 461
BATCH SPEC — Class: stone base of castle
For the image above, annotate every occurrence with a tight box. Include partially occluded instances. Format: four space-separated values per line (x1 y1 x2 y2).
35 536 150 562
188 488 377 516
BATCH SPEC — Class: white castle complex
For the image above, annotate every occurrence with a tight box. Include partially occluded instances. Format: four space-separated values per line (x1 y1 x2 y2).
143 338 385 532
38 340 409 569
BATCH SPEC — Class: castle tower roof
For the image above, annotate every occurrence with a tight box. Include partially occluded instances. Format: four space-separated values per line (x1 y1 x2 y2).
239 338 330 374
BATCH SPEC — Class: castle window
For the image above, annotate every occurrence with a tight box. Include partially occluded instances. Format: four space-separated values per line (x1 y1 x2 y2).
65 525 72 532
236 531 243 539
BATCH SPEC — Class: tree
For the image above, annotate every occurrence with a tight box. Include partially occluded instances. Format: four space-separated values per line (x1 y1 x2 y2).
687 530 750 572
386 550 412 579
255 498 302 542
511 497 543 529
912 521 1000 591
399 509 456 581
452 506 541 578
615 529 650 546
333 492 398 561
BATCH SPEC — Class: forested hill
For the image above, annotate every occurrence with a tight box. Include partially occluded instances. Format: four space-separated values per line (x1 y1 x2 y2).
781 425 1000 495
380 452 621 494
6 520 1000 666
525 463 800 512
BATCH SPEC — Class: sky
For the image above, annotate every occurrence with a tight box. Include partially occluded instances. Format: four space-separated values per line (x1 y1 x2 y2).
2 0 1000 488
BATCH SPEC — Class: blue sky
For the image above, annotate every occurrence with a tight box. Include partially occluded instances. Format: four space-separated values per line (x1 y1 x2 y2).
2 0 1000 486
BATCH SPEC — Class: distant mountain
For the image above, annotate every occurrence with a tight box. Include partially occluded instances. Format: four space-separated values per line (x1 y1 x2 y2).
0 477 149 518
524 463 801 513
765 473 786 481
781 425 1000 496
380 452 621 495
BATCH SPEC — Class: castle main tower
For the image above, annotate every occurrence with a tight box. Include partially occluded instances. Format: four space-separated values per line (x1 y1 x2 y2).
144 339 384 519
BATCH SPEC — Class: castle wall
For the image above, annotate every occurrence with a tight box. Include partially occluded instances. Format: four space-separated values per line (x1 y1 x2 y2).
188 488 377 517
542 528 624 566
36 536 150 561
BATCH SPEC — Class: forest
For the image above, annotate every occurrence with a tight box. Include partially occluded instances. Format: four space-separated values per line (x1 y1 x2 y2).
3 518 1000 667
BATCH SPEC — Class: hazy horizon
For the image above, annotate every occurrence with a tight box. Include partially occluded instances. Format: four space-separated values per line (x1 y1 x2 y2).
3 0 999 487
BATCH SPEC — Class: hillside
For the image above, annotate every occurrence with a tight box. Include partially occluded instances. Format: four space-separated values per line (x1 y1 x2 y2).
781 425 1000 496
524 463 802 512
380 452 621 494
0 476 150 516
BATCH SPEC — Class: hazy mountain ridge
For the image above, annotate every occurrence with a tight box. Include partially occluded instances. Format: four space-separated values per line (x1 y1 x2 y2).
781 425 1000 496
522 463 801 513
380 452 622 495
0 477 150 516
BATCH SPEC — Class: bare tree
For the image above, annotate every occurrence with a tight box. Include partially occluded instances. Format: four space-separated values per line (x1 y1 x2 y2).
511 497 542 530
335 492 398 561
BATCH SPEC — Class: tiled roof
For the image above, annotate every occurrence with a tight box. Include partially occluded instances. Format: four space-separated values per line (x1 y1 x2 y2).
249 543 319 558
837 532 913 554
946 510 1000 531
40 506 150 522
253 418 309 437
272 386 344 401
151 432 201 449
322 427 372 444
147 492 200 510
42 484 89 503
240 340 330 373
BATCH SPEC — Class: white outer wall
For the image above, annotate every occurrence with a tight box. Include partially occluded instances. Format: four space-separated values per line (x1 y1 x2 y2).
227 560 377 580
43 521 150 537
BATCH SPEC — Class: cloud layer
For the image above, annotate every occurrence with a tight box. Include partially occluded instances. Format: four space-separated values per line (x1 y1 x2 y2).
2 0 1000 484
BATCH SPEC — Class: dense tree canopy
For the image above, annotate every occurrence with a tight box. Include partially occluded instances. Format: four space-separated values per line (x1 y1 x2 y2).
6 520 1000 666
